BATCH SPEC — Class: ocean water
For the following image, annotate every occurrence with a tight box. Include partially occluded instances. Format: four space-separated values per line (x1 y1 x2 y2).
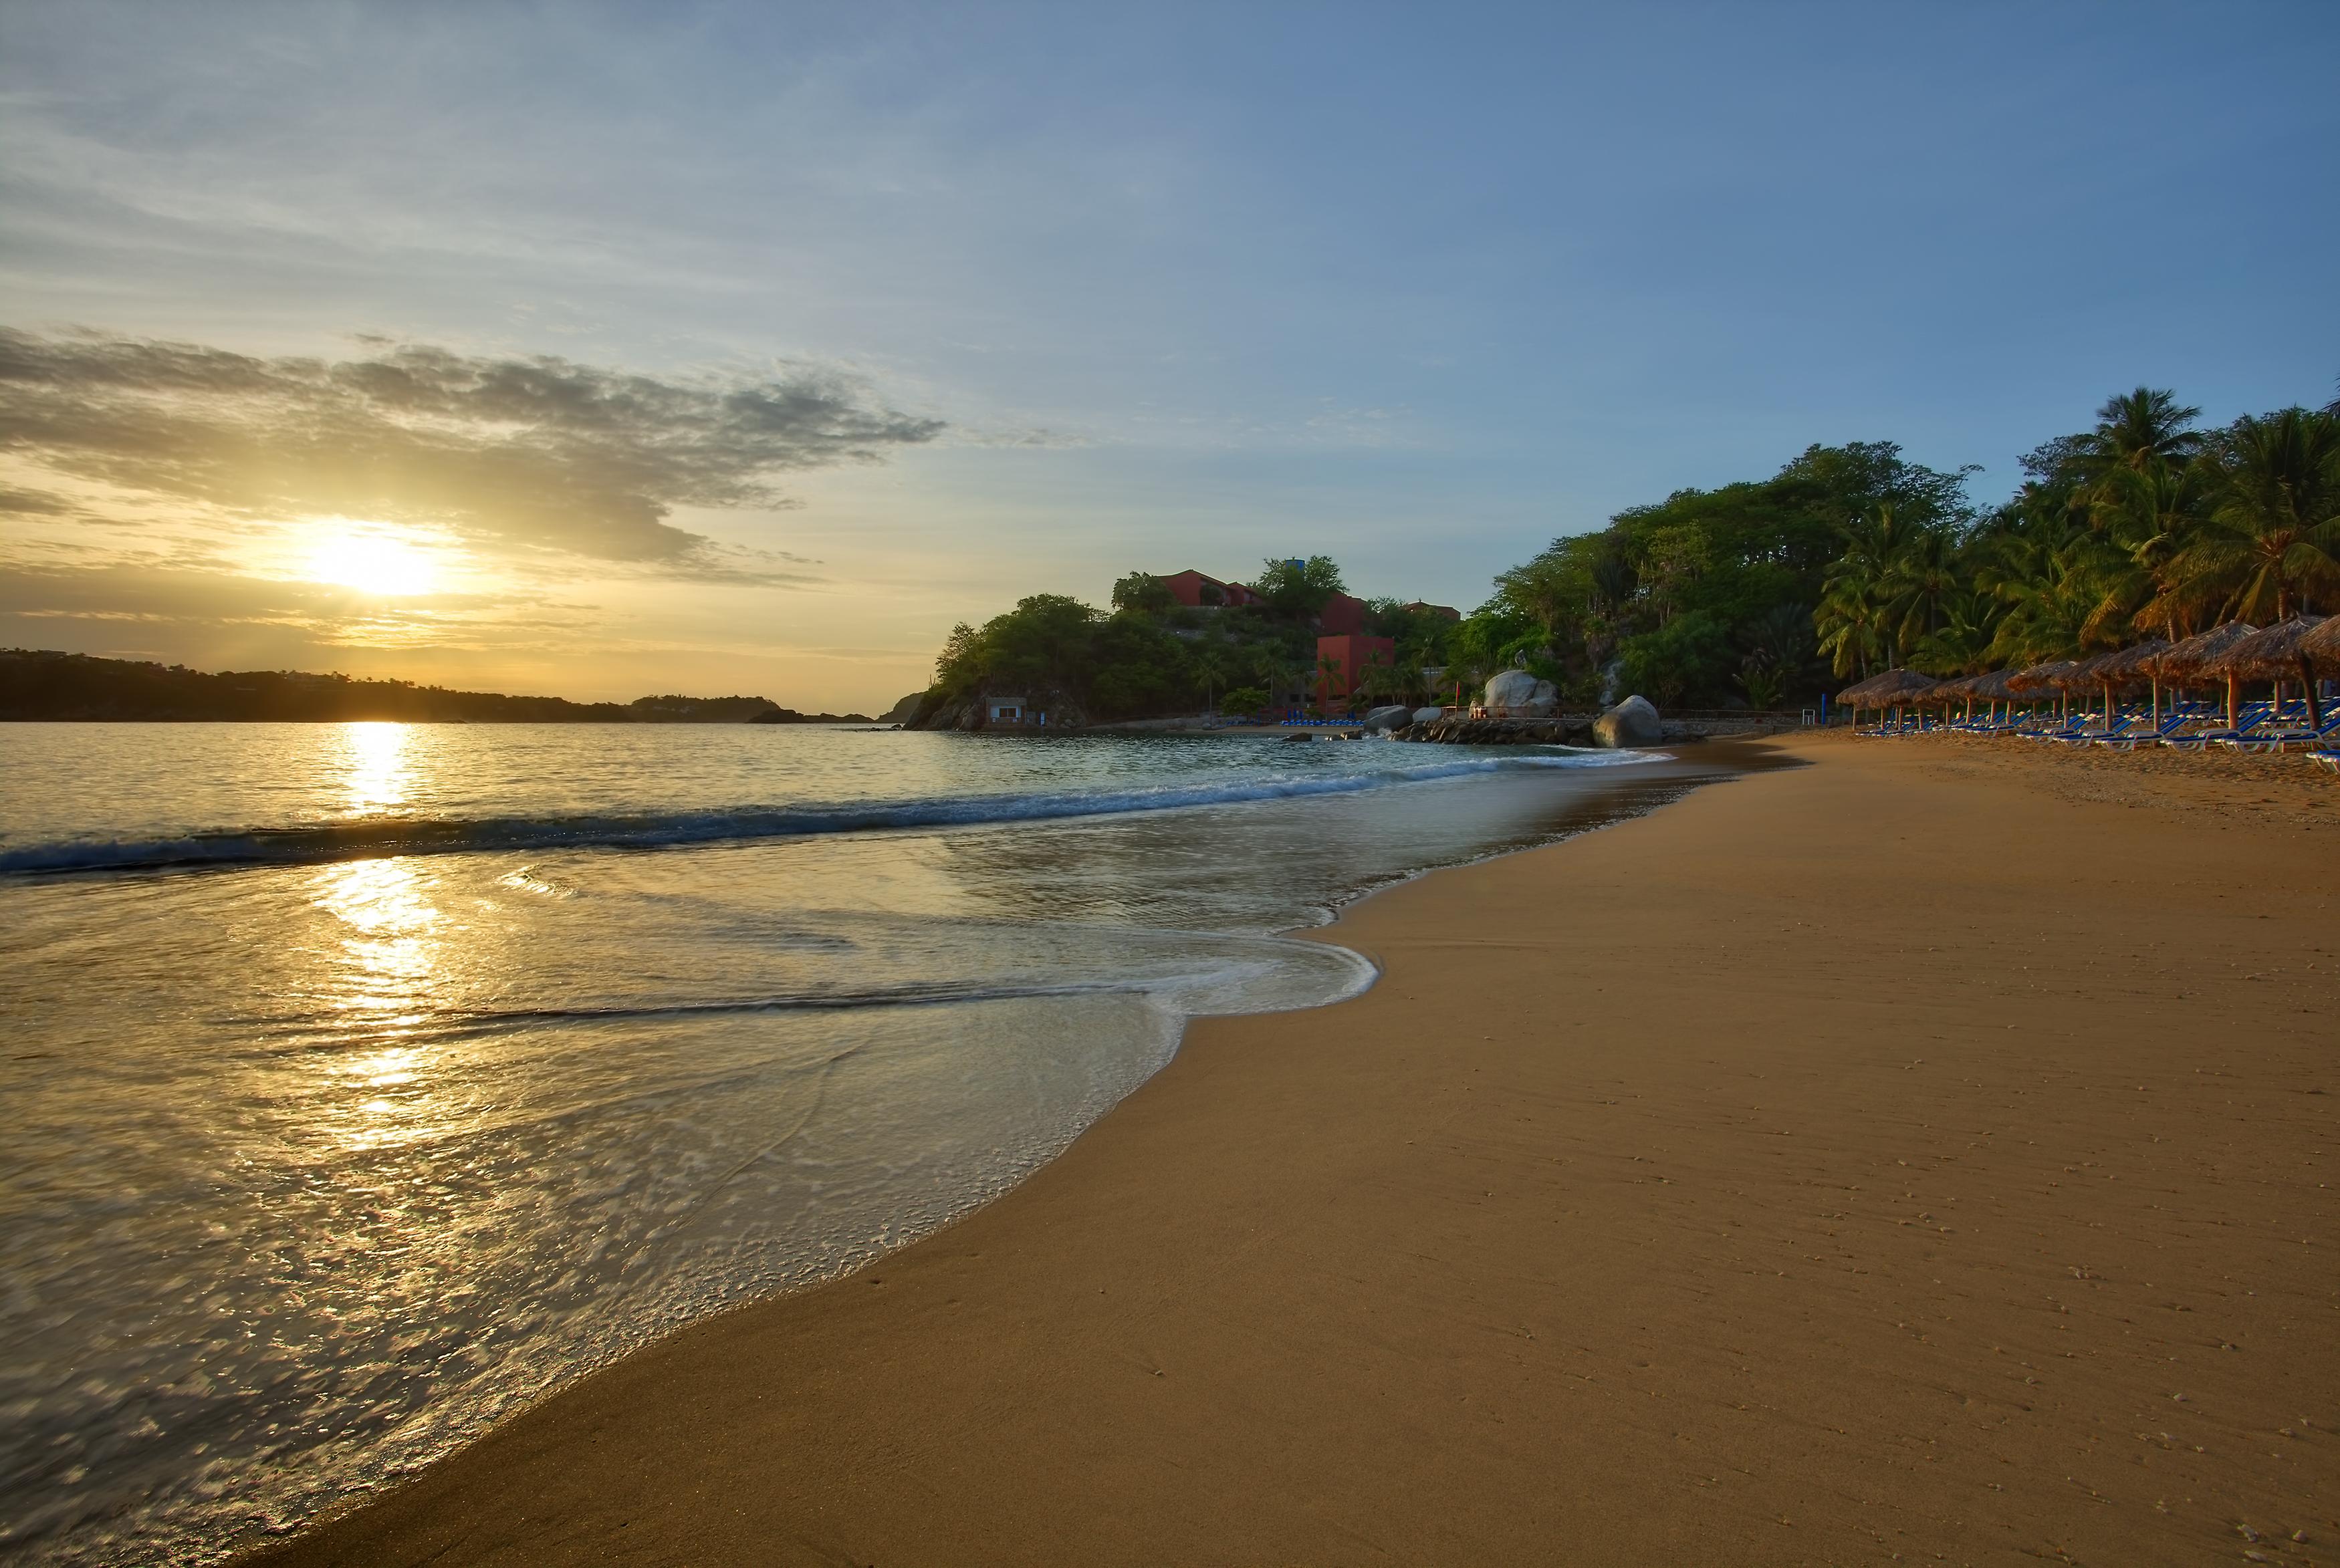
0 722 1731 1563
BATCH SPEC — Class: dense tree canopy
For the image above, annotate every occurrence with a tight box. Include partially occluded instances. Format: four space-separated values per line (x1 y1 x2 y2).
913 383 2338 724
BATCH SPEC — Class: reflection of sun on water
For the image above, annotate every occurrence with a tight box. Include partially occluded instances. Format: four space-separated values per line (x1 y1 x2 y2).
313 858 442 1148
342 721 412 815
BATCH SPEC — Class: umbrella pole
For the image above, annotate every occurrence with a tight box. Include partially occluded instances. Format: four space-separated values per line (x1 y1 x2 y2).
2227 674 2238 730
2301 658 2324 732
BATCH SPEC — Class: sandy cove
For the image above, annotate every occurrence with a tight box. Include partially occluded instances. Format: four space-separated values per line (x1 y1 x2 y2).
251 731 2335 1567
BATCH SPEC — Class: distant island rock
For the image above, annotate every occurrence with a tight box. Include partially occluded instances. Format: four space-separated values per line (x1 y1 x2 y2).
749 706 875 725
0 650 850 724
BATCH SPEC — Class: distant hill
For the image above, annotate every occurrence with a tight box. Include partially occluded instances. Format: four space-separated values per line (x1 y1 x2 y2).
0 650 870 724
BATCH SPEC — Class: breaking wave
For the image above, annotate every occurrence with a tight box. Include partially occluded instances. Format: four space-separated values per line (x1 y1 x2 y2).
1 749 1660 875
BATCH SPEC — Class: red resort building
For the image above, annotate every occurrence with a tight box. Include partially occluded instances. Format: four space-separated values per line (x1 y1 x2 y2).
1314 633 1397 708
1159 569 1267 610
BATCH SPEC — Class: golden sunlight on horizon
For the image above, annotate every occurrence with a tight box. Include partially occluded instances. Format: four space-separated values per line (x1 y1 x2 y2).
307 525 445 596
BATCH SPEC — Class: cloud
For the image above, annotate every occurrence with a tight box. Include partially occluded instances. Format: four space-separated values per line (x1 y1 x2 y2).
0 328 945 575
0 484 75 515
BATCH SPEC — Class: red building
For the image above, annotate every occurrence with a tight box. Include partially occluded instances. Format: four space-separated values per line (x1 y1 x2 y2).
1316 591 1370 636
1159 569 1266 610
1316 633 1397 708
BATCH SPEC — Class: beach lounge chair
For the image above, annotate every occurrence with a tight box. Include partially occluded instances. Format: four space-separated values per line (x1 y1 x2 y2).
2091 710 2198 750
2218 711 2340 754
2311 749 2339 776
2162 700 2280 751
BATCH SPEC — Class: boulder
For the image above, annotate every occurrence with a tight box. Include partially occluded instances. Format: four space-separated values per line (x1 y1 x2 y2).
1593 694 1663 748
1361 704 1414 732
1485 670 1558 714
1412 706 1445 724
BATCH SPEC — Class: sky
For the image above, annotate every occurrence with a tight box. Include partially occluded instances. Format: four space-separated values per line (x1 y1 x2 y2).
2 1 2335 710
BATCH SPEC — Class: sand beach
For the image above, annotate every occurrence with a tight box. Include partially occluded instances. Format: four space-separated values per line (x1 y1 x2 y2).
249 731 2337 1567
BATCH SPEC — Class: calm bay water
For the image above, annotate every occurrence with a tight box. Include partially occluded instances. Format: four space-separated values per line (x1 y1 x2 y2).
0 722 1724 1564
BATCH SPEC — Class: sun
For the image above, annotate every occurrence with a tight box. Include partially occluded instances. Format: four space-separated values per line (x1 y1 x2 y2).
308 527 441 596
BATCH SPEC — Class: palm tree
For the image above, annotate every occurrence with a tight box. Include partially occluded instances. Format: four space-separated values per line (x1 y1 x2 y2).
1911 589 1998 675
1191 646 1229 714
2161 407 2340 621
1816 506 1913 676
1316 654 1344 713
1984 537 2096 668
2079 461 2208 643
1891 526 1962 652
2073 387 2204 495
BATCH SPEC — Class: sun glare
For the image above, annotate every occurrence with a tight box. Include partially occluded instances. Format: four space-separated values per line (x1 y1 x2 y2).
308 529 441 596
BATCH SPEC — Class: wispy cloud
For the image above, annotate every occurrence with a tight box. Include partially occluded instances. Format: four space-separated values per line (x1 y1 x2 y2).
0 328 945 575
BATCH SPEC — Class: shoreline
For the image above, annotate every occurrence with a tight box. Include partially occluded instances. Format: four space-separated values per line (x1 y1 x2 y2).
246 732 2333 1566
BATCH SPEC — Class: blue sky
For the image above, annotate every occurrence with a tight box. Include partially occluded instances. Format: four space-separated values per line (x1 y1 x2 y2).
3 1 2334 706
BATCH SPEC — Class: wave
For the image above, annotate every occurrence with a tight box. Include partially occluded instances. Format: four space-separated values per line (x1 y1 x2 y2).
0 749 1661 876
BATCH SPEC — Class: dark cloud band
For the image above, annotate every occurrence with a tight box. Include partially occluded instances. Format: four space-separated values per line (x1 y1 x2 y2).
0 328 944 571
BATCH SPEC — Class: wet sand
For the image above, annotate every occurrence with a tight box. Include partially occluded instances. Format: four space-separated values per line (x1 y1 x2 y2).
250 731 2337 1567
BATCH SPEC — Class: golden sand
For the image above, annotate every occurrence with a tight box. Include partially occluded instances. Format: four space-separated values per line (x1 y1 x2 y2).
251 731 2337 1566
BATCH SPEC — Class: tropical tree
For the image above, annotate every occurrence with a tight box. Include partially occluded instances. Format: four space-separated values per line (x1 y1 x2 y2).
1110 572 1175 616
1219 684 1268 717
1191 643 1230 712
1816 505 1925 676
2071 386 2204 497
2159 407 2340 621
1255 555 1346 620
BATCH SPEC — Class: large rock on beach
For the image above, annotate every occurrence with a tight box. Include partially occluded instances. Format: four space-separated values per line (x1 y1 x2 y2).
1484 670 1558 715
1361 704 1414 732
1412 706 1445 724
1593 694 1663 748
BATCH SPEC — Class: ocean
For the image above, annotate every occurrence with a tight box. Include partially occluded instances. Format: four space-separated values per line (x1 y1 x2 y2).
0 721 1732 1563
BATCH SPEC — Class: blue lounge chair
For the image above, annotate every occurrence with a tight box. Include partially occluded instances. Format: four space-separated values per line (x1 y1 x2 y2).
2091 708 2202 750
2220 711 2340 754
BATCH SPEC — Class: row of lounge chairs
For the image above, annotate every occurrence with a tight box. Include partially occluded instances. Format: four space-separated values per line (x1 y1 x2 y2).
1857 696 2340 771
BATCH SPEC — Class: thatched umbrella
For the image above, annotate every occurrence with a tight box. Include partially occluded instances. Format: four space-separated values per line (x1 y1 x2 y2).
2007 659 2080 723
2158 621 2260 729
2091 638 2172 724
1927 672 1974 718
2206 616 2329 731
1965 667 2020 725
2060 650 2116 726
2297 614 2340 678
1837 668 1939 730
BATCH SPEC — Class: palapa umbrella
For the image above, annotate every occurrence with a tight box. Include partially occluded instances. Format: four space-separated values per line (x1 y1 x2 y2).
2091 638 2172 724
2296 614 2340 677
2157 622 2259 729
2205 616 2329 731
1928 672 1996 721
1962 667 2020 724
2006 659 2080 723
2061 650 2117 726
1837 668 1938 730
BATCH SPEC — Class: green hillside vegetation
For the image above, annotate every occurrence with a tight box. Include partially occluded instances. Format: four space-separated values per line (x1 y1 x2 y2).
0 650 863 723
906 557 1468 725
914 384 2339 726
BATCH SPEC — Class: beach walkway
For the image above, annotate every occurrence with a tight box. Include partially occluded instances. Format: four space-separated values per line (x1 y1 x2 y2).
251 733 2336 1567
